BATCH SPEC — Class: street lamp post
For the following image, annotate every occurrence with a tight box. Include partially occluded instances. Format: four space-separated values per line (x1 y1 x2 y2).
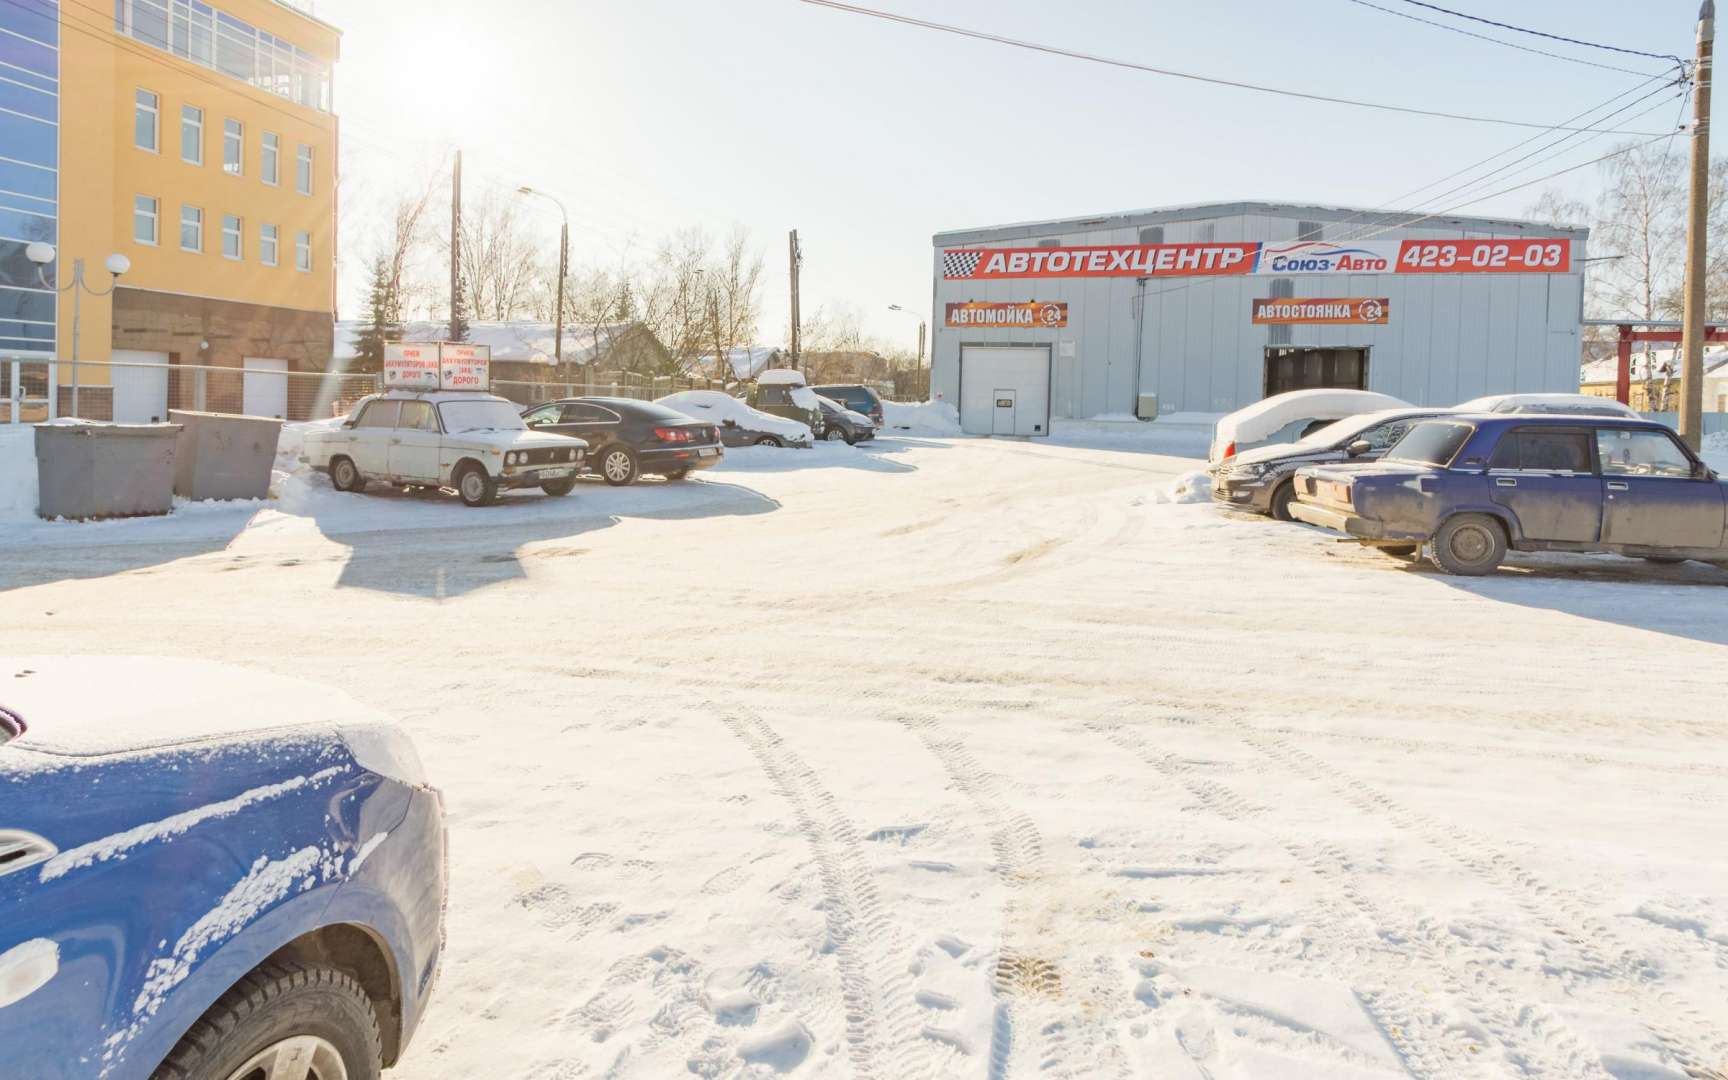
516 186 569 378
26 243 129 419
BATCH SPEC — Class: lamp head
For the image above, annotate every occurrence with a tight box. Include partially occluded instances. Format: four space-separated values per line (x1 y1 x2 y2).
516 185 533 195
25 242 55 265
105 253 131 276
888 304 904 311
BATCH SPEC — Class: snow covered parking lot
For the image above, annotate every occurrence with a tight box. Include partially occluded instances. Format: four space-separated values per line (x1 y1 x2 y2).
4 427 1728 1079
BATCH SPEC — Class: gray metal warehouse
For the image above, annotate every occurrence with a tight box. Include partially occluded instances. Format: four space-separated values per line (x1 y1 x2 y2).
928 201 1589 436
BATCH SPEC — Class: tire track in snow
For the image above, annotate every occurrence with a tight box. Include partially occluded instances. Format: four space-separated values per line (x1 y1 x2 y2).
1090 719 1580 1080
717 705 922 1079
902 715 1132 1080
1232 724 1728 1074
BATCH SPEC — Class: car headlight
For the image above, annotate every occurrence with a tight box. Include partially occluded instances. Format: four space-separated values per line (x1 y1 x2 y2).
567 448 578 462
509 452 522 465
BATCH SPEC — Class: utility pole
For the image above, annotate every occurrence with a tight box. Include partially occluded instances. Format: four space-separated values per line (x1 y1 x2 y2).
449 149 463 342
917 320 926 368
788 229 802 374
1680 0 1714 449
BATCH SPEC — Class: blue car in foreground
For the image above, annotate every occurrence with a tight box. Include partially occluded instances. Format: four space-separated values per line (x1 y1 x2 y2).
1290 415 1728 575
0 657 445 1080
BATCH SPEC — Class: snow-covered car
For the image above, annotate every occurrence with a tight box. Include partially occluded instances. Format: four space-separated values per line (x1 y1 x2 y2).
1210 388 1410 465
656 390 814 448
0 656 445 1080
748 368 824 432
1453 393 1640 418
300 390 589 506
1212 407 1454 519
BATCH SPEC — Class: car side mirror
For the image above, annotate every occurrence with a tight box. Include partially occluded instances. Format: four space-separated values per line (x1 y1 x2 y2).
1346 439 1372 457
340 419 355 429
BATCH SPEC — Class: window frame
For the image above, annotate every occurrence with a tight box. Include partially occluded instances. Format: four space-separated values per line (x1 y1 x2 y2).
179 204 203 252
133 194 159 245
220 212 242 260
1486 426 1598 475
1594 426 1702 481
134 87 160 152
295 142 313 195
180 103 203 165
259 222 278 266
396 400 440 433
294 230 311 272
222 117 243 176
566 403 621 424
260 130 279 185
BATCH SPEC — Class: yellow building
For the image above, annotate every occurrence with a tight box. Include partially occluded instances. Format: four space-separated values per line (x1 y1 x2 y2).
1 0 338 421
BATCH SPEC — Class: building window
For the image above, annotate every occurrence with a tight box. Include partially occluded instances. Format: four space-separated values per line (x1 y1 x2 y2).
135 88 159 151
295 143 313 195
180 205 202 251
261 132 279 185
260 222 278 266
1297 220 1324 241
221 213 242 259
1139 226 1164 245
179 104 202 164
115 0 333 112
294 230 310 272
223 118 243 175
134 195 159 244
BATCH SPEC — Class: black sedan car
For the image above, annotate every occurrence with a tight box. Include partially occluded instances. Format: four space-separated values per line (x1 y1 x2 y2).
522 397 723 485
816 395 876 444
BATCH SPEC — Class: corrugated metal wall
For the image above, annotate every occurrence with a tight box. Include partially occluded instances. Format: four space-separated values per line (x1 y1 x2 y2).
930 207 1587 419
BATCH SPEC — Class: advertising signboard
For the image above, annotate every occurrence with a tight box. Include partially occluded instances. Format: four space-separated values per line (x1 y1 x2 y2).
382 342 440 390
940 237 1573 280
1251 297 1391 325
945 301 1069 329
438 343 491 391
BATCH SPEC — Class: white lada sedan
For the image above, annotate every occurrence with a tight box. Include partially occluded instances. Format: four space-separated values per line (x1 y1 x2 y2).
302 390 588 506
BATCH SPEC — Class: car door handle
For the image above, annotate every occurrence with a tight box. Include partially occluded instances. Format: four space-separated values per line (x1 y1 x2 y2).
1495 477 1517 487
1606 481 1630 491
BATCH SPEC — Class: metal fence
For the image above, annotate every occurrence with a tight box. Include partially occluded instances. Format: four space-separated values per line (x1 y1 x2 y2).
491 372 728 408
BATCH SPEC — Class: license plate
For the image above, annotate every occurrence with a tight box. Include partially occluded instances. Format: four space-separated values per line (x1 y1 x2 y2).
537 467 573 478
698 448 719 458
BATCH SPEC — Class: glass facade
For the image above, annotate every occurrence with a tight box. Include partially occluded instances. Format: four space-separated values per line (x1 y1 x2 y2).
0 0 56 356
114 0 332 112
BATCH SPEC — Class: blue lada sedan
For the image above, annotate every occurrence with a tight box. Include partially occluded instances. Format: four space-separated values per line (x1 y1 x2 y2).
1290 415 1727 575
0 657 445 1080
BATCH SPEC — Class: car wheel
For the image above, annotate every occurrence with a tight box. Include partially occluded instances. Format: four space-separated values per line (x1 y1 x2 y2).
664 468 690 481
600 446 640 486
330 456 365 494
454 462 498 507
1427 514 1506 576
754 436 783 448
1268 481 1296 522
1378 545 1419 558
151 961 381 1080
540 477 575 497
824 426 847 442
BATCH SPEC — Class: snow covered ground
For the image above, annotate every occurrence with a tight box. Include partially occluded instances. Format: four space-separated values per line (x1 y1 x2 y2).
3 428 1728 1079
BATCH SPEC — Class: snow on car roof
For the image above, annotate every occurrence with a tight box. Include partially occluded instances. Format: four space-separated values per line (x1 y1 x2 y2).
755 369 807 387
1215 389 1410 443
654 390 813 440
1454 393 1639 416
0 656 396 757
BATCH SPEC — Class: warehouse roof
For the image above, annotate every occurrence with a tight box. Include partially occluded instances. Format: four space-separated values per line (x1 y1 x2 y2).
932 200 1588 246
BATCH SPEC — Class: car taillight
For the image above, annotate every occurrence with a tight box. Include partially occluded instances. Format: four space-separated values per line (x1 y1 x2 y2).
654 427 693 443
1221 441 1236 459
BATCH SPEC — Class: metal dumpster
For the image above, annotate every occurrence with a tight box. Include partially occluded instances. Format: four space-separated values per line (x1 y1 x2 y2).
33 421 181 520
169 410 284 501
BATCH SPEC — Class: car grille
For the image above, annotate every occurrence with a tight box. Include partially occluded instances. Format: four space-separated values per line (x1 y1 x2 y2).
522 447 579 465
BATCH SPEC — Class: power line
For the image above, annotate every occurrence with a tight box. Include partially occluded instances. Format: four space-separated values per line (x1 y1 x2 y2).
796 0 1674 135
1388 0 1686 66
1343 0 1671 77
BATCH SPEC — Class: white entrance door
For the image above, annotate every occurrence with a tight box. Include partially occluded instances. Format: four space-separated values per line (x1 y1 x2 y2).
242 357 289 418
110 350 170 423
991 389 1017 435
958 346 1052 436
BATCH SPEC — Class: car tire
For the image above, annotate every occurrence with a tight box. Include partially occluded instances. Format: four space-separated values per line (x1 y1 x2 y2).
1268 481 1296 522
754 436 783 448
1427 514 1506 576
540 477 575 497
1378 545 1419 558
599 446 640 486
824 427 847 442
663 468 690 481
454 462 498 507
150 961 381 1080
330 456 365 494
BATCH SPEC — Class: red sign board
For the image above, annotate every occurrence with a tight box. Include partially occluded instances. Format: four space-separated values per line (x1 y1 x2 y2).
1252 298 1390 325
945 301 1069 328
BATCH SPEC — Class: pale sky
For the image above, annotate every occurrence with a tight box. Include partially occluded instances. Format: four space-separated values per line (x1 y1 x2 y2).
316 0 1701 347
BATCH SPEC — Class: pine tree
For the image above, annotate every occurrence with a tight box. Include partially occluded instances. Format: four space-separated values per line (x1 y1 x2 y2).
614 281 635 322
450 274 470 342
353 254 397 374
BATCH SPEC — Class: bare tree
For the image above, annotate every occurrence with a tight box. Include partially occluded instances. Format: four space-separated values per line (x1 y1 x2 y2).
452 193 544 322
637 228 713 372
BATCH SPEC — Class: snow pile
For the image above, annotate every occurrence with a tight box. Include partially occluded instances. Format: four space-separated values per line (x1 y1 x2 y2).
756 369 807 387
881 399 961 436
656 390 812 443
1154 469 1214 503
0 425 37 521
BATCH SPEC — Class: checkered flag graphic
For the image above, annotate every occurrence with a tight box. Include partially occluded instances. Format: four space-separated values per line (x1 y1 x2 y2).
942 250 983 279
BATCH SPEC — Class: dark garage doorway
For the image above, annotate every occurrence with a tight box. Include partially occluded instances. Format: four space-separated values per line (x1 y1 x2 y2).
1263 347 1369 397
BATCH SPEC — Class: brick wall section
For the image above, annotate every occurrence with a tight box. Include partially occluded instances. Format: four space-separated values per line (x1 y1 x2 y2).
111 287 333 372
